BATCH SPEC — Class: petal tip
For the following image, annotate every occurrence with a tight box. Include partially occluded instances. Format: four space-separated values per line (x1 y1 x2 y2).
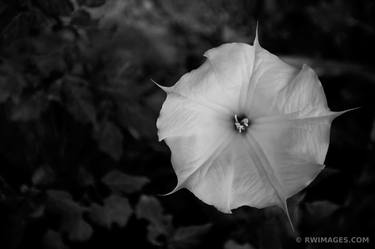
217 206 232 214
158 184 183 196
280 200 296 233
330 107 359 120
254 22 260 46
151 79 171 93
300 64 316 75
252 22 265 55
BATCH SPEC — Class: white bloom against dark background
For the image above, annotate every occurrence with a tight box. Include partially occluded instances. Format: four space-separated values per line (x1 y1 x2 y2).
156 30 347 230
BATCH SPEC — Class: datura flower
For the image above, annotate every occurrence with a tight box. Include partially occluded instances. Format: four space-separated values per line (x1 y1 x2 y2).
155 30 346 229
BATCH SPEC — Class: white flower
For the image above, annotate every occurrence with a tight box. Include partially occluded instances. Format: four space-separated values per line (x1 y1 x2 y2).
156 30 346 229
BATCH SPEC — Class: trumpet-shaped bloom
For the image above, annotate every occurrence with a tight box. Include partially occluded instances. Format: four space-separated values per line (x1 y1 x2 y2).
156 31 345 229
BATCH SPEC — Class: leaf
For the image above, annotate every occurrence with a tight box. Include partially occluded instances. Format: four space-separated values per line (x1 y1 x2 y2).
118 103 158 140
0 83 10 103
43 230 68 249
77 167 95 187
47 190 74 203
35 0 73 17
82 0 129 28
1 10 48 44
63 79 97 125
70 9 94 27
305 200 340 224
357 164 375 187
0 62 25 103
66 218 93 242
32 165 55 186
224 240 255 249
78 0 106 7
102 170 149 194
10 91 47 122
93 120 123 161
46 190 93 242
89 195 133 228
135 195 173 246
33 49 66 78
171 224 212 249
160 0 225 35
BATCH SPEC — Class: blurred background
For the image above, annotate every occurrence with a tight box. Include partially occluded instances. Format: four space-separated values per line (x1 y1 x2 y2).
0 0 374 248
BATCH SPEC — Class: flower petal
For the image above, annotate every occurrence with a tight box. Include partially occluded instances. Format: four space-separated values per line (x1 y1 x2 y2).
242 39 342 197
157 90 234 194
241 32 299 118
157 42 257 196
157 92 228 140
250 108 347 201
246 38 331 119
166 43 254 114
251 64 342 174
204 43 255 111
249 116 325 199
183 137 279 213
240 45 345 230
276 64 329 116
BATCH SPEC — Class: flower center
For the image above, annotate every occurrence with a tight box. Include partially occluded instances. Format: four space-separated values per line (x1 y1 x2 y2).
234 114 250 133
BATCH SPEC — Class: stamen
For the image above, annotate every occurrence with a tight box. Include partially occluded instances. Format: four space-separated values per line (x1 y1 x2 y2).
234 114 250 133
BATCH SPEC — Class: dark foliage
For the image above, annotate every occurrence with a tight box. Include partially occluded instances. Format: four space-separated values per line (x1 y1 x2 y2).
0 0 374 248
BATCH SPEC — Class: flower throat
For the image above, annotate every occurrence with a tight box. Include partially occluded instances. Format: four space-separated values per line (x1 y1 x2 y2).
234 114 250 133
